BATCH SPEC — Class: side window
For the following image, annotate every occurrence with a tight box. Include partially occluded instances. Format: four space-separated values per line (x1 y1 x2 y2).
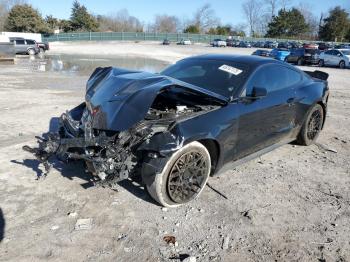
16 40 25 45
26 40 35 45
333 50 340 56
247 65 301 95
325 50 332 55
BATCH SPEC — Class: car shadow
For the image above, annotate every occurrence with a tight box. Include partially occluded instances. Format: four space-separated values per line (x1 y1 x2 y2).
12 117 159 205
0 208 5 242
117 176 161 206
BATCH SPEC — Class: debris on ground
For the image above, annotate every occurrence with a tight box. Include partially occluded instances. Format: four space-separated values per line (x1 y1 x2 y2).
50 225 59 231
315 143 338 153
67 211 77 217
74 218 93 230
163 235 176 245
222 235 230 250
206 183 228 199
183 256 197 262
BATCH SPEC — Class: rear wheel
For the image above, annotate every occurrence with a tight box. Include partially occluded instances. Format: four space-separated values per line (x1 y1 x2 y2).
297 104 324 146
28 49 35 55
297 58 304 66
146 141 211 207
39 47 45 53
339 60 345 69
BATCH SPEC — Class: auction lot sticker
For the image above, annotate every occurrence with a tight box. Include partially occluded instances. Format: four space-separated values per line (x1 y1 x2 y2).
219 65 243 75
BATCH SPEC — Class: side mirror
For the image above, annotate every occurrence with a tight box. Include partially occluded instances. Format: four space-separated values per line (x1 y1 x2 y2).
247 87 267 99
337 53 342 57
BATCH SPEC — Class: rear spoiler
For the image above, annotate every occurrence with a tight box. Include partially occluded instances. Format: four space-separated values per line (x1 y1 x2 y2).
303 70 329 81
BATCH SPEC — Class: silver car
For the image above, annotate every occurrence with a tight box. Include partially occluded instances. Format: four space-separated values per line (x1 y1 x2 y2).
10 38 40 55
319 49 350 69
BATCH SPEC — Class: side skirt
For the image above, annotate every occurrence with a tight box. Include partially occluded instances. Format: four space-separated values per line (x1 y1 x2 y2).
214 138 295 175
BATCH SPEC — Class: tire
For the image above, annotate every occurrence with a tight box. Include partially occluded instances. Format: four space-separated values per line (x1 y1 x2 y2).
297 58 304 66
318 59 324 67
28 49 35 55
339 60 345 69
146 141 211 207
284 57 289 63
297 104 324 146
39 47 45 53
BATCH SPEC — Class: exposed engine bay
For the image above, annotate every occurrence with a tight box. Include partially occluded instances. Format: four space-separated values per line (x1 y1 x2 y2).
23 67 223 188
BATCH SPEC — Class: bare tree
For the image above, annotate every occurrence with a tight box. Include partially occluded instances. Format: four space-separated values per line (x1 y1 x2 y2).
297 3 318 38
242 0 262 36
98 9 143 32
265 0 278 18
153 14 180 33
193 3 219 33
279 0 291 10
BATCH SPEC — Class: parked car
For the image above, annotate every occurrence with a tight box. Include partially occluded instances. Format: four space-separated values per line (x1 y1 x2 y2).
9 37 40 55
226 39 238 47
162 39 170 45
264 41 278 49
211 39 227 47
252 49 270 57
317 42 331 51
269 48 291 61
37 42 50 52
178 39 191 45
278 42 292 49
303 43 318 49
254 41 266 48
24 54 329 207
319 49 350 69
239 41 251 48
285 48 321 65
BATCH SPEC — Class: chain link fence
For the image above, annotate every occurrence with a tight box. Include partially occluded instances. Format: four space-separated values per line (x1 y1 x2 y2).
42 31 309 43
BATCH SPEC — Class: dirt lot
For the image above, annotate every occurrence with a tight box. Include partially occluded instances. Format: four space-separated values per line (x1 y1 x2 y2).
0 42 349 262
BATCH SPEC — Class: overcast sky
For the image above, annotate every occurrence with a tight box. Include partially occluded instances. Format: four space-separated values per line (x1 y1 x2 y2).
28 0 350 26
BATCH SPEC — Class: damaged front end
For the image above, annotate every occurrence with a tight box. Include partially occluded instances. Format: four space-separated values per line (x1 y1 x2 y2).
23 67 225 187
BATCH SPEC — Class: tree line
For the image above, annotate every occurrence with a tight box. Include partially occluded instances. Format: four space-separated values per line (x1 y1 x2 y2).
0 0 350 42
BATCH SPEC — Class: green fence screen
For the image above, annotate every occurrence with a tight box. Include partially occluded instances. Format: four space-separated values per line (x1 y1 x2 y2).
42 31 304 43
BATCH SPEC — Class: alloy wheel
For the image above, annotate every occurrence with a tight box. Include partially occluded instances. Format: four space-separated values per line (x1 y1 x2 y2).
307 109 322 140
167 150 209 203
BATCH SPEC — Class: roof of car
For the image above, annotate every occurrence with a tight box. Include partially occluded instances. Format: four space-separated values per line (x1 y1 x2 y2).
185 54 282 68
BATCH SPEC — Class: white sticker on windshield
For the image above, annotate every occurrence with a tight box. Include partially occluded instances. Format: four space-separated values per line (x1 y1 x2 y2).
218 64 242 75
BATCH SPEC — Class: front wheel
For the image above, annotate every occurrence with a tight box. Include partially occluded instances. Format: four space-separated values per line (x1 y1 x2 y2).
297 58 304 66
297 104 324 146
146 141 211 207
339 60 345 69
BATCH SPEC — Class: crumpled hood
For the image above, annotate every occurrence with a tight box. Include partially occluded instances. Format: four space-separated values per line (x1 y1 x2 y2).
84 67 227 131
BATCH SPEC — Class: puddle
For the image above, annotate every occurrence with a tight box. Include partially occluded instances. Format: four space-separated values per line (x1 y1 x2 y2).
15 53 170 76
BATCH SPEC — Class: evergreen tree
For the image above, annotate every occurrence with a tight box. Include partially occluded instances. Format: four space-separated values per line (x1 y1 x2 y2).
70 0 98 31
265 8 309 38
4 4 49 33
319 6 350 42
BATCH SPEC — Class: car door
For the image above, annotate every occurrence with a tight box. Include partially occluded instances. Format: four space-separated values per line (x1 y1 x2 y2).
234 64 301 160
322 50 333 65
15 39 25 53
331 50 341 66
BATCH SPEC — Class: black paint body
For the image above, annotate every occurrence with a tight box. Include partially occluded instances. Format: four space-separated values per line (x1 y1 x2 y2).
74 55 329 177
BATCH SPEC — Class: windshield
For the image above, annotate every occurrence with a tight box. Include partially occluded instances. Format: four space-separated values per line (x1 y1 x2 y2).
161 59 250 98
341 49 350 55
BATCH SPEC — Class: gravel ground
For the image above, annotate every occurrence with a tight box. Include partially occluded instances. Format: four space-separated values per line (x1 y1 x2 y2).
0 42 349 262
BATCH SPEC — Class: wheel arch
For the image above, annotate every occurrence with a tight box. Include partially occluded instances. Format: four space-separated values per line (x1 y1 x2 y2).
197 139 221 176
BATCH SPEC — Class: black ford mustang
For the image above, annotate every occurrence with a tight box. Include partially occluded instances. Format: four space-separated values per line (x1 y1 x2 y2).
24 54 329 207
